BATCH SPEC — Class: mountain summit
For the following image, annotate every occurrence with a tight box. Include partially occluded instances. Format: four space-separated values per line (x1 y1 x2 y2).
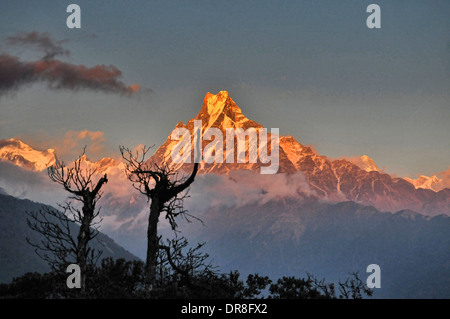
150 91 450 216
351 155 380 172
150 91 290 174
0 138 56 171
195 91 263 131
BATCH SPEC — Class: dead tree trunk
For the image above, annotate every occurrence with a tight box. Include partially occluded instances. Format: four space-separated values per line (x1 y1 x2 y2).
146 197 161 287
145 162 198 288
46 153 108 294
77 194 94 293
120 145 198 289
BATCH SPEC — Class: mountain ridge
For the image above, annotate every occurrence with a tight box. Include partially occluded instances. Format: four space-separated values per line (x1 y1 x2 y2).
149 91 450 216
1 91 449 215
0 138 56 171
0 192 140 284
176 195 450 298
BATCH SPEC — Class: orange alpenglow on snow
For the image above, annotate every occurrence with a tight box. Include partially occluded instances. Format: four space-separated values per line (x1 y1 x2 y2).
129 84 140 92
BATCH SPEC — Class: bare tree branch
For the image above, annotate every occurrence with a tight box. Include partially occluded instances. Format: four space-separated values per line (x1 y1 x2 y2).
27 147 108 293
120 144 200 288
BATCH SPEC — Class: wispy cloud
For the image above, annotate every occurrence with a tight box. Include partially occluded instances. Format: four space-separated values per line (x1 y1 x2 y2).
62 130 107 157
6 31 69 60
438 167 450 190
187 170 316 210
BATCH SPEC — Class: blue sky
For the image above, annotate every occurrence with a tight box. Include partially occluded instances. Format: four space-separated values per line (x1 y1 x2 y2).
0 0 449 177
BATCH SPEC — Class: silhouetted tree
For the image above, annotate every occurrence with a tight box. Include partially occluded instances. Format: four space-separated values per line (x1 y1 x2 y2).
0 263 373 299
337 272 373 299
27 149 108 293
269 276 327 299
86 258 145 298
153 237 218 296
120 145 199 289
268 272 372 299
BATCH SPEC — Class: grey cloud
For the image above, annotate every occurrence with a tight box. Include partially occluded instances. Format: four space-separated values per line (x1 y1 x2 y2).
6 31 69 60
0 54 139 96
0 32 140 96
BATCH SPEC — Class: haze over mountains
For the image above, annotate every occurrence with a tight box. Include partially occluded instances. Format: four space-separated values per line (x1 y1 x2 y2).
0 91 449 298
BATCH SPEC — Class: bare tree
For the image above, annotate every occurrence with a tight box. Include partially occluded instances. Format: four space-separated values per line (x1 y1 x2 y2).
27 149 108 293
120 145 199 288
27 205 79 271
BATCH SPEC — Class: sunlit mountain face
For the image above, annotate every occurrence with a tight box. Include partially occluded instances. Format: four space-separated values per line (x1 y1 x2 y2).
0 138 56 171
405 174 447 192
149 91 450 216
1 91 449 217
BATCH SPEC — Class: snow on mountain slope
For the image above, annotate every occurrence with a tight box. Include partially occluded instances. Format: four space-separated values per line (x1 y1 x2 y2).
0 138 56 171
149 91 450 215
151 90 295 175
405 175 442 192
347 155 380 172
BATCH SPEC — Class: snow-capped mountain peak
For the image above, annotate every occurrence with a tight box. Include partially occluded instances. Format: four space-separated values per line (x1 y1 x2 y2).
0 138 56 171
405 174 443 192
359 155 380 172
344 155 379 172
195 91 255 130
201 91 234 116
0 138 125 174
